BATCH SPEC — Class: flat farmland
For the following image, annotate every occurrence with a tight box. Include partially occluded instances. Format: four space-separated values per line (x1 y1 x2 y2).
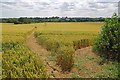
2 22 118 78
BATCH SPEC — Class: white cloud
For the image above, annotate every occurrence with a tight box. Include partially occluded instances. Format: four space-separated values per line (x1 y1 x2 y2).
0 0 119 18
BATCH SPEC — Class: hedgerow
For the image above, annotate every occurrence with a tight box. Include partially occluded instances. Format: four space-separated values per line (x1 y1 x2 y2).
93 13 120 61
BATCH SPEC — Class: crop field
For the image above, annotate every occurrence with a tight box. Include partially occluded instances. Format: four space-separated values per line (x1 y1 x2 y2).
2 22 119 78
2 23 46 78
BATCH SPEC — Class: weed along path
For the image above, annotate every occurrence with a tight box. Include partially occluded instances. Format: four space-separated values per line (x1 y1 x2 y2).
26 32 74 78
26 32 106 78
75 47 103 78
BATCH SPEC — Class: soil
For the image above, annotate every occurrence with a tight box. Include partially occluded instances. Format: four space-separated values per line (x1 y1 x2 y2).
26 32 103 78
75 47 102 78
26 32 74 78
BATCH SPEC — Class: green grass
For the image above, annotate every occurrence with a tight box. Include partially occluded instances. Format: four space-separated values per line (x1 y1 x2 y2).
74 53 118 78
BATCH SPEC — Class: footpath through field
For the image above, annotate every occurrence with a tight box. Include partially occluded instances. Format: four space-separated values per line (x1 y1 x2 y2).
26 31 103 78
26 32 74 78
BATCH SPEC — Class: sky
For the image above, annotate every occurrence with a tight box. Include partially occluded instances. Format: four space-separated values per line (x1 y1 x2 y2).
0 0 120 18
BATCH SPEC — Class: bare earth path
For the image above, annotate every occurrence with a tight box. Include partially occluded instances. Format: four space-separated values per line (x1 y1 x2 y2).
75 47 103 78
26 32 103 78
26 32 74 78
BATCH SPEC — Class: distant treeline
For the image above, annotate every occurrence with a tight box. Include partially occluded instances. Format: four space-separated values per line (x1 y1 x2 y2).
0 17 119 24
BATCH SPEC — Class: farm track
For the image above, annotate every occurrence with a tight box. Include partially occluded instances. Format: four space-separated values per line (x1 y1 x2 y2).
26 32 74 78
26 32 102 78
75 47 103 77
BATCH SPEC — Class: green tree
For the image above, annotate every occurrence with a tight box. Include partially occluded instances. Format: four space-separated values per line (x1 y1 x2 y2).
93 13 120 61
6 18 18 23
18 17 32 24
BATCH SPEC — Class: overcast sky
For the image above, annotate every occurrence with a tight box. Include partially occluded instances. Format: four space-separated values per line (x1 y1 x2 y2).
0 0 119 18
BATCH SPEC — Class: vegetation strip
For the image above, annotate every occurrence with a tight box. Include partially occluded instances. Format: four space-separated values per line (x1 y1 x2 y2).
26 32 62 78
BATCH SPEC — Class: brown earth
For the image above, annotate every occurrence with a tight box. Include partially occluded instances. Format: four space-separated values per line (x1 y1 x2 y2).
75 47 103 78
26 32 75 78
26 32 103 78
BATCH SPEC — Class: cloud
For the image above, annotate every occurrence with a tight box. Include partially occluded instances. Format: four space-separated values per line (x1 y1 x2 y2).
1 2 17 9
60 2 76 12
95 0 119 3
35 2 50 10
88 3 107 9
1 2 16 6
0 0 119 18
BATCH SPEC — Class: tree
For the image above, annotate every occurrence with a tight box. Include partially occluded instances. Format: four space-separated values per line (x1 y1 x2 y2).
18 17 32 24
93 13 120 61
6 18 18 23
